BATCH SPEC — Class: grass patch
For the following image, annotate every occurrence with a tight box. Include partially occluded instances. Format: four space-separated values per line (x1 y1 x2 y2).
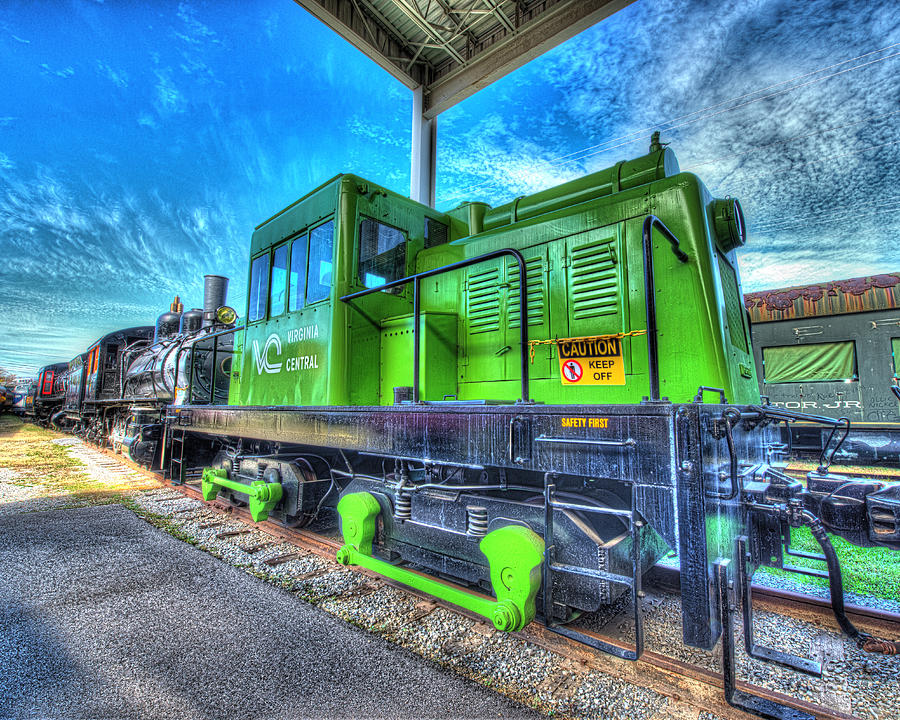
0 415 83 480
758 524 900 602
0 414 158 506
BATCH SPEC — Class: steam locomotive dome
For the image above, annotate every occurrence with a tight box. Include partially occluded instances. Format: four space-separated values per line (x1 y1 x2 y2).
155 311 182 341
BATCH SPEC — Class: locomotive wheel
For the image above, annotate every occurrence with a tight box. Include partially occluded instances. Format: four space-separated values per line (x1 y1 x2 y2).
226 491 248 508
282 513 314 529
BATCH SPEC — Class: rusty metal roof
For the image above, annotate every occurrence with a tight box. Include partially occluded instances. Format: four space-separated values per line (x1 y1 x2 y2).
294 0 632 117
744 273 900 323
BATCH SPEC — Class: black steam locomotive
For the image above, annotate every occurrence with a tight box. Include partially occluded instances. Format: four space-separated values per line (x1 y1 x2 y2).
48 275 236 468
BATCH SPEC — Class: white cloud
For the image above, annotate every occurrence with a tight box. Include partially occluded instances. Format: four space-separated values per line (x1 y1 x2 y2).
0 163 248 372
40 64 75 79
175 2 218 46
346 115 407 149
153 69 184 114
137 113 157 129
264 12 279 40
96 60 128 88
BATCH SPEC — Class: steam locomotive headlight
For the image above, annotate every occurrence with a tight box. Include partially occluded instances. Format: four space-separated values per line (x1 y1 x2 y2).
215 305 237 325
713 197 746 253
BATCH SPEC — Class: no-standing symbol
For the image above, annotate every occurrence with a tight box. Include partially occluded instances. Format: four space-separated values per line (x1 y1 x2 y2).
562 360 583 382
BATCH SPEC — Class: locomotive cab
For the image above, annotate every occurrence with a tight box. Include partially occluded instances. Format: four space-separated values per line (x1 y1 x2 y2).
231 175 461 406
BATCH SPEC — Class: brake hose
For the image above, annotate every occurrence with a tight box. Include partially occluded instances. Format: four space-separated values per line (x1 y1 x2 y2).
802 509 899 655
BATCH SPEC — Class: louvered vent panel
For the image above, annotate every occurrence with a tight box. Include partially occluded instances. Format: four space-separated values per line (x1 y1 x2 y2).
570 237 619 320
717 252 749 352
507 257 545 328
466 267 501 333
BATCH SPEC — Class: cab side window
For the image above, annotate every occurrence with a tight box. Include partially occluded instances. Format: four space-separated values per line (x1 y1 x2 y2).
306 221 334 304
249 253 270 322
270 244 288 317
289 234 308 312
359 218 406 289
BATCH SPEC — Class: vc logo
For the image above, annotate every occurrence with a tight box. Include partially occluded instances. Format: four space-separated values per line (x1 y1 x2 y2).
252 333 283 374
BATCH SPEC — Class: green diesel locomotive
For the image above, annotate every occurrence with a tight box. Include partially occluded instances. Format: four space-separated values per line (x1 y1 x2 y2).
148 136 898 720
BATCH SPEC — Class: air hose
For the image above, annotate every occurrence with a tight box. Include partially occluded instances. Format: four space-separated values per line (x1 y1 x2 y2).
801 509 899 655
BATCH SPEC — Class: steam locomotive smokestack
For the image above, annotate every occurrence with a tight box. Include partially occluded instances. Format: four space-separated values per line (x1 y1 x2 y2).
203 275 228 327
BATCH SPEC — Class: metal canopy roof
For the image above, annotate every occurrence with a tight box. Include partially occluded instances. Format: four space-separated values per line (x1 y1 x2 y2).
295 0 633 118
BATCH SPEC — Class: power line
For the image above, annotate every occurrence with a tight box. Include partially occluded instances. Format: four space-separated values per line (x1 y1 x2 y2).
751 202 900 234
544 41 900 166
682 109 900 171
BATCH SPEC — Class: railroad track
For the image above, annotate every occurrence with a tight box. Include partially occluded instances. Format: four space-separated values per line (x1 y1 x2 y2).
97 445 898 720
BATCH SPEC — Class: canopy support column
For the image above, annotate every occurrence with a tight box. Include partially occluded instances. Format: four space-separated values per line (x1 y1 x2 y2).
410 85 436 207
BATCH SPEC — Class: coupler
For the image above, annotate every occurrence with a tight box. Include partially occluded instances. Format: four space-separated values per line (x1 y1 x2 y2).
201 467 283 522
336 492 545 632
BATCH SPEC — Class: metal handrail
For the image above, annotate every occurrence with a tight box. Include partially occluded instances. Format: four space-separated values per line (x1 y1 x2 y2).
641 216 689 401
340 249 530 403
174 325 243 406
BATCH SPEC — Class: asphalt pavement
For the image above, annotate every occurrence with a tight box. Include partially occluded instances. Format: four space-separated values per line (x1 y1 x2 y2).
0 504 539 719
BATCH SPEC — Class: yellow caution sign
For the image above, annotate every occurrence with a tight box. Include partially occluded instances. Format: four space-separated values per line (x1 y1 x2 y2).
558 337 625 386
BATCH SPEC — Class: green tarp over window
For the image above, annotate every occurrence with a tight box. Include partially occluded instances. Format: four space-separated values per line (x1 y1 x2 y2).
763 341 856 384
893 338 900 378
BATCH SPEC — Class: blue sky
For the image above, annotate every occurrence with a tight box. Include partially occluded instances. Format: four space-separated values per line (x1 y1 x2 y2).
1 0 899 375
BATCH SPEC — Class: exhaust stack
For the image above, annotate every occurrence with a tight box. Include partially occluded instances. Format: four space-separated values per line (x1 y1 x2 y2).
203 275 229 328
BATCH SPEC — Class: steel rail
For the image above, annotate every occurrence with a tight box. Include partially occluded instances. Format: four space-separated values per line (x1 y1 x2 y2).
648 565 900 637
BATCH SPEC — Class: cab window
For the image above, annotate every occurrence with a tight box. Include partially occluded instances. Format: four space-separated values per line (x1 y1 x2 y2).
359 218 406 289
270 243 288 317
248 253 270 322
306 221 334 304
289 234 308 312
